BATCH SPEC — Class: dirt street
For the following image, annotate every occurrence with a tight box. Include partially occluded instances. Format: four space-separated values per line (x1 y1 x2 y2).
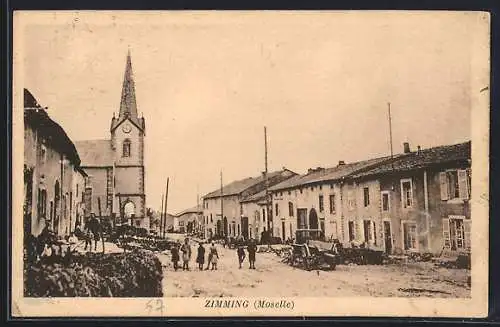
157 244 470 298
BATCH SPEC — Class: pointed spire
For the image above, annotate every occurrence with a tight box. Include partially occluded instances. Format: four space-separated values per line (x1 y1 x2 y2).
119 49 138 121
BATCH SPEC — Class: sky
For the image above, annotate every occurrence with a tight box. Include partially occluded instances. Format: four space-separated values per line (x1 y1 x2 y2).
20 11 479 214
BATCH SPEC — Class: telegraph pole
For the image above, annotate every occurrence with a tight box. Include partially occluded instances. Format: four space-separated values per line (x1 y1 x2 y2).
388 102 395 172
160 193 164 236
264 126 272 239
163 178 169 238
220 170 224 238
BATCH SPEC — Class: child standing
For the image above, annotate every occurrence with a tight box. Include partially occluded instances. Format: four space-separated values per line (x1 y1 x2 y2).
209 243 219 270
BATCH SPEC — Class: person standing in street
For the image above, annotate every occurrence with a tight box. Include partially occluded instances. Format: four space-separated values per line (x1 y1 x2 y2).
209 242 219 270
181 238 192 271
171 241 180 271
236 235 246 269
247 237 257 269
196 242 205 270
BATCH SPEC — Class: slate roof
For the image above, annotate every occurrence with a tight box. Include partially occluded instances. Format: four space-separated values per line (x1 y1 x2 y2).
74 139 114 167
240 189 268 203
269 156 396 192
203 170 291 199
351 141 471 179
24 89 81 166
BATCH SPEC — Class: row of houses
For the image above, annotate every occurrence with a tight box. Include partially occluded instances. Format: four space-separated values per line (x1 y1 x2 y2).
199 141 471 255
24 89 88 238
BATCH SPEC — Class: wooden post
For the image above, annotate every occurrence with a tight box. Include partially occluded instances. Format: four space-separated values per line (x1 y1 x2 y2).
160 193 164 237
163 178 169 238
98 197 105 254
220 171 224 238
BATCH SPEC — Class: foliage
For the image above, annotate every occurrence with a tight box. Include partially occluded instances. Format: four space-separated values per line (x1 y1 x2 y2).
24 249 163 297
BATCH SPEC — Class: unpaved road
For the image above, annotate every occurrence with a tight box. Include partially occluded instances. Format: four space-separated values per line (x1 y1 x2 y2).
157 244 470 298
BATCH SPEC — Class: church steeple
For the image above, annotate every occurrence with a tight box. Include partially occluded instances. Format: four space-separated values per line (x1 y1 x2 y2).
111 50 145 133
119 50 138 120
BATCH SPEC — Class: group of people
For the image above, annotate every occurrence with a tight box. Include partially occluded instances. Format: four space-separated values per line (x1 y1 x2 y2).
170 238 219 271
169 236 258 271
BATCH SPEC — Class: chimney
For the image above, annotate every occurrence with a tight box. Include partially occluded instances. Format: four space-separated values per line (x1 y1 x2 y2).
338 160 345 166
403 142 411 154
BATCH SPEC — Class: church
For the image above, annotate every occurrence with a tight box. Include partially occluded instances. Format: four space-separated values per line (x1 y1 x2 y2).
75 51 148 229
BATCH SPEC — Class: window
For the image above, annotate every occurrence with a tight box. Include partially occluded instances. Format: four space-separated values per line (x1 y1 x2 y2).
330 184 334 189
210 214 213 223
288 202 294 217
381 191 390 211
329 194 336 214
439 169 470 200
402 221 417 250
37 189 47 219
319 195 324 212
76 184 79 197
347 190 355 210
400 179 413 208
319 185 322 190
122 139 131 157
135 220 140 227
288 191 291 195
262 208 266 222
363 187 370 207
40 145 46 163
363 220 377 244
275 203 279 216
348 221 355 242
443 216 471 251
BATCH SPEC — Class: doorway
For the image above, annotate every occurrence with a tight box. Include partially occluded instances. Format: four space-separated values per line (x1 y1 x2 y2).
309 208 318 230
54 180 60 234
282 221 286 241
348 221 355 242
297 208 307 229
24 166 33 237
384 221 392 254
241 217 249 239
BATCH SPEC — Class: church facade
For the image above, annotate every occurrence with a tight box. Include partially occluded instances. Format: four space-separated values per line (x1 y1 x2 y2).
75 51 148 229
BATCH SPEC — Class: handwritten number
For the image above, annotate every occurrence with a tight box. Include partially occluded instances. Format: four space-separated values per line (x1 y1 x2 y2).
146 299 165 315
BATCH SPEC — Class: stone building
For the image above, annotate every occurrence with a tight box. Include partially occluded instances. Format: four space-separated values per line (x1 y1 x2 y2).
24 89 87 237
75 51 148 229
202 168 297 240
269 157 392 245
175 205 203 235
349 141 471 255
269 141 471 255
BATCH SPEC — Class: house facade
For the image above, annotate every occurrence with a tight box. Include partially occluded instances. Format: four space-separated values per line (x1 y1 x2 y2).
350 142 471 255
24 89 87 238
269 141 471 255
202 168 297 240
175 205 203 235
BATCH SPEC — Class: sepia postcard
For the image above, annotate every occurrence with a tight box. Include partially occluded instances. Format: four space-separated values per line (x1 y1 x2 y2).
12 11 490 318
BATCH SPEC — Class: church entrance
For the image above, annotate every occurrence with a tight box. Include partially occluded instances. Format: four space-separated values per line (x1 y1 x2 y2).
124 201 136 225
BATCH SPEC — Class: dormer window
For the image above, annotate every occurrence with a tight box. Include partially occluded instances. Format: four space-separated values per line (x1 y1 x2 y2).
122 139 131 157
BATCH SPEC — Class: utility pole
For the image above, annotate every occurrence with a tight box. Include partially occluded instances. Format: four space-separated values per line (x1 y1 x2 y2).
163 178 169 238
388 102 395 172
264 126 272 239
220 170 224 238
160 192 164 237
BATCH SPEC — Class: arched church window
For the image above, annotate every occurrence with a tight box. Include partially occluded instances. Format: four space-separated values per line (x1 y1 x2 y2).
122 139 131 157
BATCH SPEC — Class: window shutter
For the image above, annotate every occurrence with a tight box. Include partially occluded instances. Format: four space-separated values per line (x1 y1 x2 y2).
442 218 451 248
439 172 449 200
372 221 377 244
464 219 471 251
458 170 469 200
